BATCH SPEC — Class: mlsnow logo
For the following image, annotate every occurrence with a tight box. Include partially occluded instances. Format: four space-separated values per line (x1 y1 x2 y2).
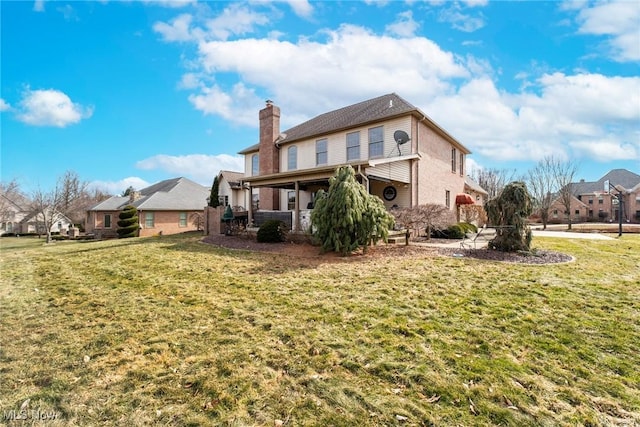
2 399 61 421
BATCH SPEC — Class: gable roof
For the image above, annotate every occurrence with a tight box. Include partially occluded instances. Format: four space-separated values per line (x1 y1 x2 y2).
572 168 640 195
89 177 209 211
239 93 470 154
464 176 489 195
219 170 244 183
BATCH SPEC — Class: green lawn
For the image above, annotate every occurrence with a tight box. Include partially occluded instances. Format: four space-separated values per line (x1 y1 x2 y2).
0 233 638 426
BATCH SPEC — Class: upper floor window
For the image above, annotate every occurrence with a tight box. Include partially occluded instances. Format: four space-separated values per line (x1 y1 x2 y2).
251 154 259 176
451 148 457 173
346 131 360 161
288 146 297 170
368 126 384 158
459 152 464 176
316 139 328 165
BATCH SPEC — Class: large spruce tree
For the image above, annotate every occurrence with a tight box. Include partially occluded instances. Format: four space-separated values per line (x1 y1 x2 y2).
485 181 533 252
311 166 394 255
117 205 139 238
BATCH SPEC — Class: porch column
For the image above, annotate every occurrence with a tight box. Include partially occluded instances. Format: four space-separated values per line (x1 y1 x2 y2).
294 181 300 232
247 184 253 226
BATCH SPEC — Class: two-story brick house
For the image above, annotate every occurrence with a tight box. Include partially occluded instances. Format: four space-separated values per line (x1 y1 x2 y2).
239 93 472 231
566 169 640 223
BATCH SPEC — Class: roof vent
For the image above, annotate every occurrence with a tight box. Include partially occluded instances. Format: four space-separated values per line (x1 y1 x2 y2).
389 99 393 108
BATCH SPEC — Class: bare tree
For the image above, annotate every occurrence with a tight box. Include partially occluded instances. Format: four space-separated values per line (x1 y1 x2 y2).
391 204 454 241
527 156 559 230
553 160 579 230
31 171 87 242
470 167 520 201
59 171 89 226
1 180 23 233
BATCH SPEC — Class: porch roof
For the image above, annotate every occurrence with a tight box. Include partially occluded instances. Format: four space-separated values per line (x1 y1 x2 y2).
242 161 371 189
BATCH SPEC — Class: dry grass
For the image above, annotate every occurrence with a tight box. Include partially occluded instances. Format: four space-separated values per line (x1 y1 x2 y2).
0 232 638 426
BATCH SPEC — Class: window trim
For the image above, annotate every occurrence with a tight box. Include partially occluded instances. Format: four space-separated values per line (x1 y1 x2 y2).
251 154 259 176
368 126 384 159
287 191 296 211
104 213 112 229
179 212 188 228
346 131 360 161
316 138 328 166
145 212 154 228
287 145 297 170
451 148 457 173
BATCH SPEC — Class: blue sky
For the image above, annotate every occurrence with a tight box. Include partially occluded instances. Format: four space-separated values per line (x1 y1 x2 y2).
1 0 639 195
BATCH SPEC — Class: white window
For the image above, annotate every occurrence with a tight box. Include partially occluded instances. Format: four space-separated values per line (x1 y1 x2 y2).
316 139 328 165
368 126 383 158
288 146 297 170
346 131 360 161
459 152 464 176
445 190 450 208
179 212 187 227
451 148 457 173
251 154 259 176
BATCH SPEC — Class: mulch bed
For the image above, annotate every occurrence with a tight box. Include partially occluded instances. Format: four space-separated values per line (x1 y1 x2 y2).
201 234 574 264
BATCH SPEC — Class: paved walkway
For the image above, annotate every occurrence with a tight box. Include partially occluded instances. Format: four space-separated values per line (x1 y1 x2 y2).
410 227 615 249
531 230 614 240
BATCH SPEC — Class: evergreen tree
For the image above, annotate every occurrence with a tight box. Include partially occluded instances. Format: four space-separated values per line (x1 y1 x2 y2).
485 181 533 252
311 166 394 255
209 176 220 207
117 205 139 238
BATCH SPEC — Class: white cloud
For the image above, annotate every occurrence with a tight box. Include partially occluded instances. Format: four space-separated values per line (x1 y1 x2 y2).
188 83 261 126
153 13 194 42
136 154 244 185
575 0 640 62
33 0 45 12
16 88 93 127
204 4 270 41
284 0 313 18
570 139 639 162
438 4 485 32
88 177 151 196
142 0 196 8
0 99 10 112
385 10 420 38
193 24 468 125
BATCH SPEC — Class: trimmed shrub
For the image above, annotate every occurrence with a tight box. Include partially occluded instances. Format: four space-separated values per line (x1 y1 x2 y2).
117 205 139 238
257 220 286 243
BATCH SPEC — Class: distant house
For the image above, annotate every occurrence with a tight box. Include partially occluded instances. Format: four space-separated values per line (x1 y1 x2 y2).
86 177 209 238
552 169 640 224
237 93 475 230
216 170 248 209
464 176 488 206
1 193 72 235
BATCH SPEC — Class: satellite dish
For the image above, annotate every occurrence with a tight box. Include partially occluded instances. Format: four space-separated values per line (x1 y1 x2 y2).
393 130 410 156
394 130 410 145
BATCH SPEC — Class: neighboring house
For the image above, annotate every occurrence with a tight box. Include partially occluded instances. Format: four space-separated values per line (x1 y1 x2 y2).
567 168 640 223
86 177 209 238
216 170 248 209
1 193 72 235
545 168 640 224
238 93 473 230
548 194 590 224
464 176 488 206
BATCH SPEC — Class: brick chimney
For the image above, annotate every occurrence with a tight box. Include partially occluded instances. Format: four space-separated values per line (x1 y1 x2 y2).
258 100 280 210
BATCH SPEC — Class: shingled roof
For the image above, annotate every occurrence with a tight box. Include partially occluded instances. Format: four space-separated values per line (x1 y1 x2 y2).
89 177 209 211
239 93 466 154
571 168 640 195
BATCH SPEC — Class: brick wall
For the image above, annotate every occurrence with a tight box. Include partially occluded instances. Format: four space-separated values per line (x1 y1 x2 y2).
138 210 203 237
258 101 280 210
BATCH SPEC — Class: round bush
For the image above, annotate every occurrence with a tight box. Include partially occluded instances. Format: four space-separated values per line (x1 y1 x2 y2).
256 220 286 243
446 224 465 239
